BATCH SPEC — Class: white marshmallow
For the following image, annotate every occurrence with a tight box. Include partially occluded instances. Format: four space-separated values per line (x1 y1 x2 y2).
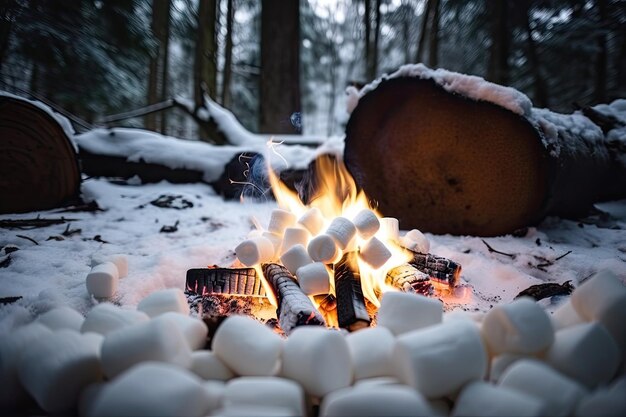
498 359 587 417
261 231 282 258
352 209 380 239
488 353 527 383
158 312 208 350
297 207 325 235
100 316 192 379
481 297 554 356
545 322 620 388
268 209 296 235
81 303 149 336
17 330 102 413
0 323 53 408
203 380 227 412
359 236 392 269
307 234 339 263
296 262 330 296
213 405 295 417
281 227 311 254
347 327 395 380
570 270 626 355
86 262 119 299
378 217 399 242
36 306 84 331
575 377 626 417
551 299 585 330
393 320 487 398
320 385 433 417
353 377 401 388
246 229 263 238
377 292 443 336
280 244 313 275
108 254 128 278
281 326 352 398
224 377 305 417
402 229 430 253
137 288 189 317
326 217 357 250
452 381 546 417
89 362 217 417
191 351 235 381
235 237 275 267
212 315 282 376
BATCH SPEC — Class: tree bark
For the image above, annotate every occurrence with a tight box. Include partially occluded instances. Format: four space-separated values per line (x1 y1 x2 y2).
220 0 234 108
594 0 607 104
364 0 371 76
344 76 626 236
259 0 301 133
159 1 171 135
369 0 380 80
415 0 432 63
427 0 440 67
0 1 15 74
194 0 218 142
146 0 171 132
487 0 509 85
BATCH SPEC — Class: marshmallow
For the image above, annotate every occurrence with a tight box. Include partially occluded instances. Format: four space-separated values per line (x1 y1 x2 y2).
488 353 527 383
224 377 305 417
137 288 189 317
393 320 487 398
353 377 401 388
575 377 626 417
0 323 53 408
307 234 339 263
213 405 295 417
452 381 546 417
297 207 325 235
377 292 443 336
281 227 311 254
86 262 119 299
203 380 227 412
36 306 84 331
191 351 235 381
158 312 208 350
89 363 217 417
281 326 352 398
401 229 430 254
17 330 102 413
246 229 263 238
545 322 620 388
326 217 357 250
81 303 149 336
320 385 433 417
100 316 192 379
108 254 128 278
235 237 275 266
499 359 587 417
352 209 380 239
551 299 585 330
212 315 283 376
280 244 313 275
570 270 626 355
296 262 330 296
261 232 282 258
347 327 395 380
359 237 392 269
378 217 399 242
481 297 554 356
268 209 296 235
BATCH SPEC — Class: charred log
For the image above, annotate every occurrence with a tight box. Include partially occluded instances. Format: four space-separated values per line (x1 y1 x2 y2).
334 253 371 331
186 267 266 297
262 263 325 335
408 251 461 288
385 264 434 296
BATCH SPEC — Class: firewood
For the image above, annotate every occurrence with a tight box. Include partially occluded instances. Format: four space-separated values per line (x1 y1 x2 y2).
408 251 461 288
344 73 626 236
261 263 326 335
334 253 371 331
185 267 266 297
385 264 433 296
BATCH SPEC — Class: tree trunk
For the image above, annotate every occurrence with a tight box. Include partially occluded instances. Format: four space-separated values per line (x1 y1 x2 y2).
369 0 380 79
145 0 171 132
0 1 15 74
221 0 234 108
364 0 371 76
427 0 440 68
344 75 626 236
159 1 171 135
523 7 548 107
415 0 432 63
594 0 607 104
487 0 509 85
194 0 218 141
259 0 301 133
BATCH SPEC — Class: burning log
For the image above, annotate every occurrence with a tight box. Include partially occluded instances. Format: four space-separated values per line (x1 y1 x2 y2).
334 253 371 331
185 267 266 297
385 264 433 296
408 252 461 288
261 263 325 335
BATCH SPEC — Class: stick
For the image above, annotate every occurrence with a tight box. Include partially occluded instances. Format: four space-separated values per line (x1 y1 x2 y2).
15 235 38 245
481 239 516 258
334 253 370 331
385 264 433 296
186 267 266 297
0 217 78 229
262 263 326 335
408 251 461 287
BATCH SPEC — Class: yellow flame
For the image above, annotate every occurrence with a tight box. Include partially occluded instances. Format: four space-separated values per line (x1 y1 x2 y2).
254 265 278 307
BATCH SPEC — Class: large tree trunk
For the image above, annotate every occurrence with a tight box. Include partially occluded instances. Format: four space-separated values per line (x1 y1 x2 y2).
487 0 509 85
220 0 234 108
427 0 440 68
194 0 218 142
145 0 171 132
0 1 15 73
259 0 301 133
344 72 626 236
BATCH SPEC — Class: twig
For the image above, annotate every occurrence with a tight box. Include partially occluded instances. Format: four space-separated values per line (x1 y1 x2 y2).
61 224 82 237
481 239 516 258
15 235 39 245
0 217 78 229
536 250 573 269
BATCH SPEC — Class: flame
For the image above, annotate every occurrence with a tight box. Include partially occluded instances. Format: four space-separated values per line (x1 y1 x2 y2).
253 265 278 307
266 153 412 306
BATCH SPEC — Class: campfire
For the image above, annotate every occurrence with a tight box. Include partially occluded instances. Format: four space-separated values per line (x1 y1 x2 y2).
186 155 465 335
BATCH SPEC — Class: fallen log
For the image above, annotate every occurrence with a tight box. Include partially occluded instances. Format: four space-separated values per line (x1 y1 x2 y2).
385 264 433 296
185 267 266 297
344 64 626 236
261 263 326 335
334 253 371 331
